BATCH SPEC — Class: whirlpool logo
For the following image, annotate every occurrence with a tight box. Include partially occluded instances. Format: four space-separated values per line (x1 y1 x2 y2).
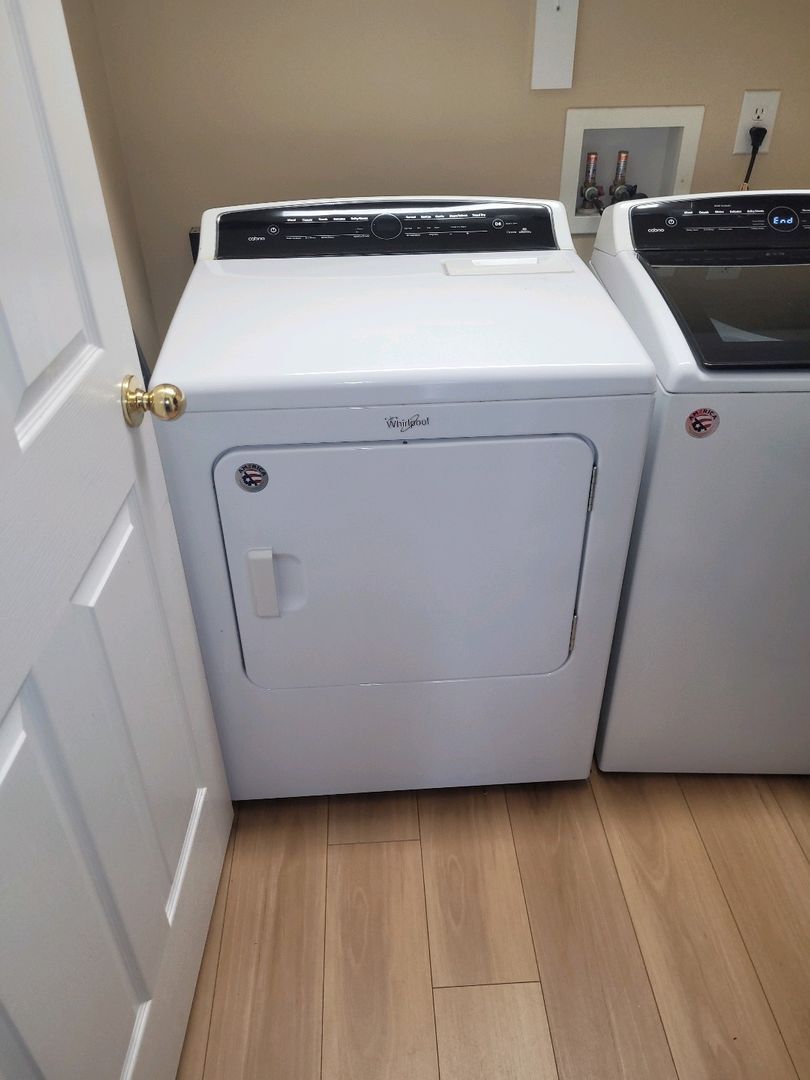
385 413 430 432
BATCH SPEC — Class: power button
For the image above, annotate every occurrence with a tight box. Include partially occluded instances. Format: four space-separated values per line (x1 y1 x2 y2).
665 216 678 227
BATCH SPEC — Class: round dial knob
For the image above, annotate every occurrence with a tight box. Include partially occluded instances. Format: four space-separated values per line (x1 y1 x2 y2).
371 214 403 239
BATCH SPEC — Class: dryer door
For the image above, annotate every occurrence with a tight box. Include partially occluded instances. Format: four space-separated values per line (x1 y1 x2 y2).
214 435 593 690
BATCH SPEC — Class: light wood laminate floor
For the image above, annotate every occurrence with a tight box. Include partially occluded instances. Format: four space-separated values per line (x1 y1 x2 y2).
177 773 810 1080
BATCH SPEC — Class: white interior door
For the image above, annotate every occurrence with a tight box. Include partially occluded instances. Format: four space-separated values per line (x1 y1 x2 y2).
0 2 231 1078
215 436 594 689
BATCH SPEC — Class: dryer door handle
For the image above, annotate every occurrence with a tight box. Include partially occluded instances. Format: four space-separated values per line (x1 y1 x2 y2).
247 549 280 617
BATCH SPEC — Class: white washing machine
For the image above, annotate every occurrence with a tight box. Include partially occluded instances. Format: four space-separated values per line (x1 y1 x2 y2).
152 196 654 798
593 191 810 774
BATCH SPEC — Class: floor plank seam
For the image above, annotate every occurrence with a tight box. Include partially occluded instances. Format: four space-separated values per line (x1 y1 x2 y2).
415 797 442 1078
432 978 544 991
327 836 420 847
200 806 239 1080
767 778 810 868
319 818 329 1080
503 787 560 1080
587 776 681 1080
676 777 801 1080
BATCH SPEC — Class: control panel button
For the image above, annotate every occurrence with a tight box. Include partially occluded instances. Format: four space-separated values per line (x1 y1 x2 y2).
768 206 800 232
492 218 505 229
267 225 280 236
665 216 678 227
371 214 403 239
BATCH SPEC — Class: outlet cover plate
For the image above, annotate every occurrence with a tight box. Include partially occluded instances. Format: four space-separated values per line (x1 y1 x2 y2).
733 90 781 154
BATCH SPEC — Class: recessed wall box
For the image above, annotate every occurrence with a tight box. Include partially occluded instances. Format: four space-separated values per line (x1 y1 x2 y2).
560 106 705 235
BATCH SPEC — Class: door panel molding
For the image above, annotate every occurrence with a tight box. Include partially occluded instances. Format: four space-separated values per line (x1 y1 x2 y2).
0 0 232 1074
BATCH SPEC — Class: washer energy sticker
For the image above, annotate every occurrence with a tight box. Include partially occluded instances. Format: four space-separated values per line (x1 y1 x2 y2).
685 407 719 439
236 462 268 491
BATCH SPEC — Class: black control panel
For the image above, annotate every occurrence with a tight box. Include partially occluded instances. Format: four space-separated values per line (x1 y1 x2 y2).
632 195 810 254
216 199 557 258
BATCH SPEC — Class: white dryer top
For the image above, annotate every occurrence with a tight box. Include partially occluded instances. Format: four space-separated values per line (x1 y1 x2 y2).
153 200 655 411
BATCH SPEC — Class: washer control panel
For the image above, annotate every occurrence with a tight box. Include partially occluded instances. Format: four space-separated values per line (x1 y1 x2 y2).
216 199 557 258
631 194 810 251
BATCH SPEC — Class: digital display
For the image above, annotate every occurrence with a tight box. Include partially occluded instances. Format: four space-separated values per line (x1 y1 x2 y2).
768 206 800 232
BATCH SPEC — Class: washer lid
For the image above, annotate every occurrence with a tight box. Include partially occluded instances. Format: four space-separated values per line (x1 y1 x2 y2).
153 249 655 411
592 192 810 392
641 260 810 372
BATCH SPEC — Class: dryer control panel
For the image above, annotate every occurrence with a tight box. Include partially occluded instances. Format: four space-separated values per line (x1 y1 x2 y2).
632 194 810 252
216 199 557 258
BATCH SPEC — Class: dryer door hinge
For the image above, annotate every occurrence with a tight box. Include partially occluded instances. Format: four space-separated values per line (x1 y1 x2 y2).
569 612 578 653
587 465 598 512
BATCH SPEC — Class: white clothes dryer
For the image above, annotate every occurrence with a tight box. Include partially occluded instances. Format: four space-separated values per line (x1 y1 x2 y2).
594 191 810 773
152 196 654 798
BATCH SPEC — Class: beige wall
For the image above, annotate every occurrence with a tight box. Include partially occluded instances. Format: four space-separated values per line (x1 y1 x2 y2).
62 0 160 367
69 0 810 340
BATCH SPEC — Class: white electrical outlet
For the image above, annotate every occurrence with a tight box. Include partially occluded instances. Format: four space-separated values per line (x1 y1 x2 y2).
733 90 781 154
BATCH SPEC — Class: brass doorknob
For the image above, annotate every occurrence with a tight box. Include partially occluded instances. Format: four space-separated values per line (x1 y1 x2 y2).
122 374 186 427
